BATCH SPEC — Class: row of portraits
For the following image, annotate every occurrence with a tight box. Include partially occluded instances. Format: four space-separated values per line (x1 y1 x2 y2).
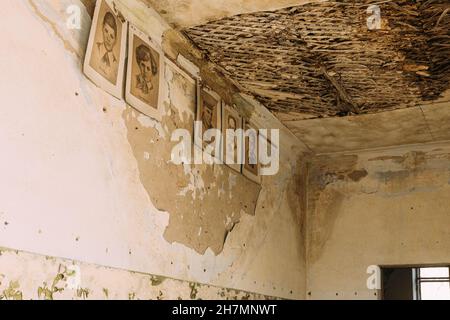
197 88 262 183
84 0 163 120
83 0 267 183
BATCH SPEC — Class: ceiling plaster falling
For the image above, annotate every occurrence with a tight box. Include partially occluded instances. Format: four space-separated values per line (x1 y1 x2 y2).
183 0 450 118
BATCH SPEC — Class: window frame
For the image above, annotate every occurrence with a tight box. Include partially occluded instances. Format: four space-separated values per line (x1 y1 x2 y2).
414 267 450 300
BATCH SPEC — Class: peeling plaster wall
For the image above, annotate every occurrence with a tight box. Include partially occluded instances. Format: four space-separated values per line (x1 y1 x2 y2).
0 248 276 300
0 0 308 299
306 142 450 300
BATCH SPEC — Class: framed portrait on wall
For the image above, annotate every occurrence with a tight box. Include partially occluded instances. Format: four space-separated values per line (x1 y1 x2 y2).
164 58 197 134
83 0 127 99
222 103 243 173
125 24 165 121
195 84 222 158
259 129 278 178
242 120 261 184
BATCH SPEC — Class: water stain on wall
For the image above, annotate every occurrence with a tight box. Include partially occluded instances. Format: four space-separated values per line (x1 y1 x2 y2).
369 151 427 170
306 155 359 264
307 147 450 265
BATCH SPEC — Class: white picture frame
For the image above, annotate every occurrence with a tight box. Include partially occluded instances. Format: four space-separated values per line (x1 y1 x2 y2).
125 24 165 121
83 0 127 99
222 103 243 173
164 57 197 132
242 120 261 184
259 129 279 178
195 83 222 160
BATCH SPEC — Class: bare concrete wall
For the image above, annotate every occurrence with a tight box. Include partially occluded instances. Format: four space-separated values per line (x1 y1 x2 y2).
306 142 450 300
0 0 307 299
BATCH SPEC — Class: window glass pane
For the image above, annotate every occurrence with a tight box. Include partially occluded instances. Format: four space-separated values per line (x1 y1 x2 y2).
420 282 450 300
420 267 449 278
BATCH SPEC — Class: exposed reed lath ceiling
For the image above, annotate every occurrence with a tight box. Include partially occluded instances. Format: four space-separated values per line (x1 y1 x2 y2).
184 0 450 118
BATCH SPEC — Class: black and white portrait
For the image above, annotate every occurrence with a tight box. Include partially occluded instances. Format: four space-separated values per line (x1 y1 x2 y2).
94 11 118 81
195 86 222 156
135 44 158 96
222 103 243 172
126 25 164 120
242 120 261 183
83 0 127 98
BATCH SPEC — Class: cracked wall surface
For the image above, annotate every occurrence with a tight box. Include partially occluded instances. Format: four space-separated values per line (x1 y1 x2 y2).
0 247 276 300
123 100 261 255
0 0 308 299
6 0 449 301
306 142 450 300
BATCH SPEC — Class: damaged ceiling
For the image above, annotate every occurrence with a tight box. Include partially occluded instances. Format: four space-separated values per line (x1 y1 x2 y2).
183 0 450 118
148 0 450 152
144 0 326 28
